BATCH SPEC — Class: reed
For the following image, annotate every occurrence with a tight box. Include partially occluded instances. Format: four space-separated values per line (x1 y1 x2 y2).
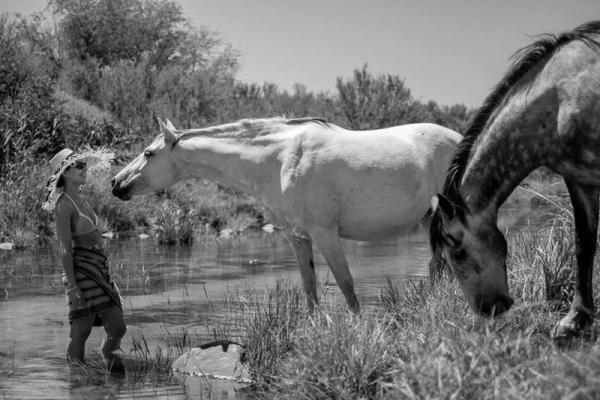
154 199 197 245
128 327 183 377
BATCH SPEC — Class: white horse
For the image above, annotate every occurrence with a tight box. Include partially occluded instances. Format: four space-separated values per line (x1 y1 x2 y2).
111 117 461 312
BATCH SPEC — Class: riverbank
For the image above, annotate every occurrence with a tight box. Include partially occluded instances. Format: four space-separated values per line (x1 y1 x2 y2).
111 204 598 399
0 161 264 249
218 207 600 399
233 279 600 399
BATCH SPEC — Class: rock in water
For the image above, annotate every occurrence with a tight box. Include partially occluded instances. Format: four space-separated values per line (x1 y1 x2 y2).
0 243 14 251
262 224 274 233
172 343 251 383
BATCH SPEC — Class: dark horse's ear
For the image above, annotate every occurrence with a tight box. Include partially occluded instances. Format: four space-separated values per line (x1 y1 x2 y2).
431 194 456 221
158 118 177 147
431 194 462 248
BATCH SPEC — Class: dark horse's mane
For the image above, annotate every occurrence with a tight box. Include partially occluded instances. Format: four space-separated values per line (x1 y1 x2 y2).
429 21 600 272
444 20 600 206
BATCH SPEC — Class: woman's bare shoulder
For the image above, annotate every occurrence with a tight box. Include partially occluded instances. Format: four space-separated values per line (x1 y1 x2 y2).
55 194 75 217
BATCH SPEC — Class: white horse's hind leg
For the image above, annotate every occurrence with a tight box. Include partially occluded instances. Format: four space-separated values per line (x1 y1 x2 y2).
310 228 360 313
286 234 318 312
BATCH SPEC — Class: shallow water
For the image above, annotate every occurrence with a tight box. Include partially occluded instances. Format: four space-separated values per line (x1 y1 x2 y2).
0 205 542 399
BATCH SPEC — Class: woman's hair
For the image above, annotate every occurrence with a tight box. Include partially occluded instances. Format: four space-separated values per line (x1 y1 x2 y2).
56 166 69 188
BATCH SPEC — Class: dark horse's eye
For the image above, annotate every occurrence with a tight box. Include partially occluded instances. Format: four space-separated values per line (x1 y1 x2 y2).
144 150 154 157
452 248 467 261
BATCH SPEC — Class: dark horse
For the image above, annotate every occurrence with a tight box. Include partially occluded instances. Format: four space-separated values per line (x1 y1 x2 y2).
430 21 600 341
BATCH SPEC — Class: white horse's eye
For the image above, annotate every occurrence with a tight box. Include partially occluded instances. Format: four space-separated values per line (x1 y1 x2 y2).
144 150 154 157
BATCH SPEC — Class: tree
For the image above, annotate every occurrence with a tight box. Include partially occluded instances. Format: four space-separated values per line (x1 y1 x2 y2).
335 65 415 130
0 13 63 170
49 0 240 131
51 0 186 69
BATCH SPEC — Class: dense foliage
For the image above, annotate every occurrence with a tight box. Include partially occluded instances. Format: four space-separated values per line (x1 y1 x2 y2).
0 0 472 246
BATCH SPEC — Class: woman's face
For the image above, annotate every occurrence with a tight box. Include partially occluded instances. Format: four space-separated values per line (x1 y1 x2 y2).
62 161 87 185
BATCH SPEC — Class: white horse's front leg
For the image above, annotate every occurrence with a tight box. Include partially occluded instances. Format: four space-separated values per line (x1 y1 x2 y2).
310 227 360 313
285 233 318 312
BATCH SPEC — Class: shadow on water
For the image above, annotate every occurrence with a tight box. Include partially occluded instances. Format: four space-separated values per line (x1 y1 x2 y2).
0 204 544 399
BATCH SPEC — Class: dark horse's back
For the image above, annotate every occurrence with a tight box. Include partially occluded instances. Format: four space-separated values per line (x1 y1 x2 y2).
544 36 600 183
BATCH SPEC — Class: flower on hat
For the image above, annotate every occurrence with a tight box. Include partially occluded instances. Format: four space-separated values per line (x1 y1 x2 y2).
42 146 114 211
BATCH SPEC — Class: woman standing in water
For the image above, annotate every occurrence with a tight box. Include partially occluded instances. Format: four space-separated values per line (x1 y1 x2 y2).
43 147 126 372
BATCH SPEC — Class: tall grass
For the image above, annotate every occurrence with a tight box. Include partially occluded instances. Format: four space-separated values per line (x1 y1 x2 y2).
217 209 600 399
509 216 575 311
508 185 581 311
275 310 400 399
221 280 307 384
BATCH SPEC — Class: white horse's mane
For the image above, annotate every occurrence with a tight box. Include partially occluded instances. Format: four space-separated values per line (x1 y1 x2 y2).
174 117 330 143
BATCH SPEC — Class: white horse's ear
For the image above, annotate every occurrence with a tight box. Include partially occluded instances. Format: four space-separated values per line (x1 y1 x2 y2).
166 119 176 131
158 118 176 146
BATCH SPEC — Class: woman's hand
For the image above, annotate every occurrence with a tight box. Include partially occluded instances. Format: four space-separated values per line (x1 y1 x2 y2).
68 286 85 307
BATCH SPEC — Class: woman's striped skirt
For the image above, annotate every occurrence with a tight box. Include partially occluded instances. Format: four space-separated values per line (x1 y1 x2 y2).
64 246 122 325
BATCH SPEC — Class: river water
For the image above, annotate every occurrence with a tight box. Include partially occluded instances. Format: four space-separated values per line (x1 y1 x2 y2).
0 205 539 399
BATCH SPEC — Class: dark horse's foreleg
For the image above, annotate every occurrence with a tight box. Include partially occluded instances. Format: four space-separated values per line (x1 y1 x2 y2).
286 234 318 312
553 180 599 342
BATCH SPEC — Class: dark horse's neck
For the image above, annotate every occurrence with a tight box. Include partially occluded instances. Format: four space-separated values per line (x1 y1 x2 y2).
459 114 544 217
459 90 564 217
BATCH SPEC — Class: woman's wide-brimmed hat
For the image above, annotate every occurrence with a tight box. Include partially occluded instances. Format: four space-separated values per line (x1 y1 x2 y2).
42 146 114 211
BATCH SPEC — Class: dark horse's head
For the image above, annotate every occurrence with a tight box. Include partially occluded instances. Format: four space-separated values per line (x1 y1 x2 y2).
428 21 600 317
430 194 513 317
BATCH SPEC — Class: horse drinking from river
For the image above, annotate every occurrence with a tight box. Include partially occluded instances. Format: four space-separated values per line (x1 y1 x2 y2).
112 117 461 312
430 21 600 341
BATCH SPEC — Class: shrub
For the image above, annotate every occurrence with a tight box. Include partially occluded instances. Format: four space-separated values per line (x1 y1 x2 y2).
0 160 51 247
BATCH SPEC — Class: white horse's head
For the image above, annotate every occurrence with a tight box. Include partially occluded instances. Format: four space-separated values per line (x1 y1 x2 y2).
111 119 180 200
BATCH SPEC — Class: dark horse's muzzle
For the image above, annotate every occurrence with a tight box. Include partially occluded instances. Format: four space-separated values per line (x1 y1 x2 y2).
475 293 514 317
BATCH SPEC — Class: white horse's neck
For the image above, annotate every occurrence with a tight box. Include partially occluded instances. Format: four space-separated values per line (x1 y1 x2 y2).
173 120 296 198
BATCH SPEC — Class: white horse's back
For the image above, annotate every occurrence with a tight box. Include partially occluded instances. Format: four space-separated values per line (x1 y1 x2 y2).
278 123 461 241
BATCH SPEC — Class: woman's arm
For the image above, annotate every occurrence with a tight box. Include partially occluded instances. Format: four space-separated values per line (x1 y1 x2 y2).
55 198 84 306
